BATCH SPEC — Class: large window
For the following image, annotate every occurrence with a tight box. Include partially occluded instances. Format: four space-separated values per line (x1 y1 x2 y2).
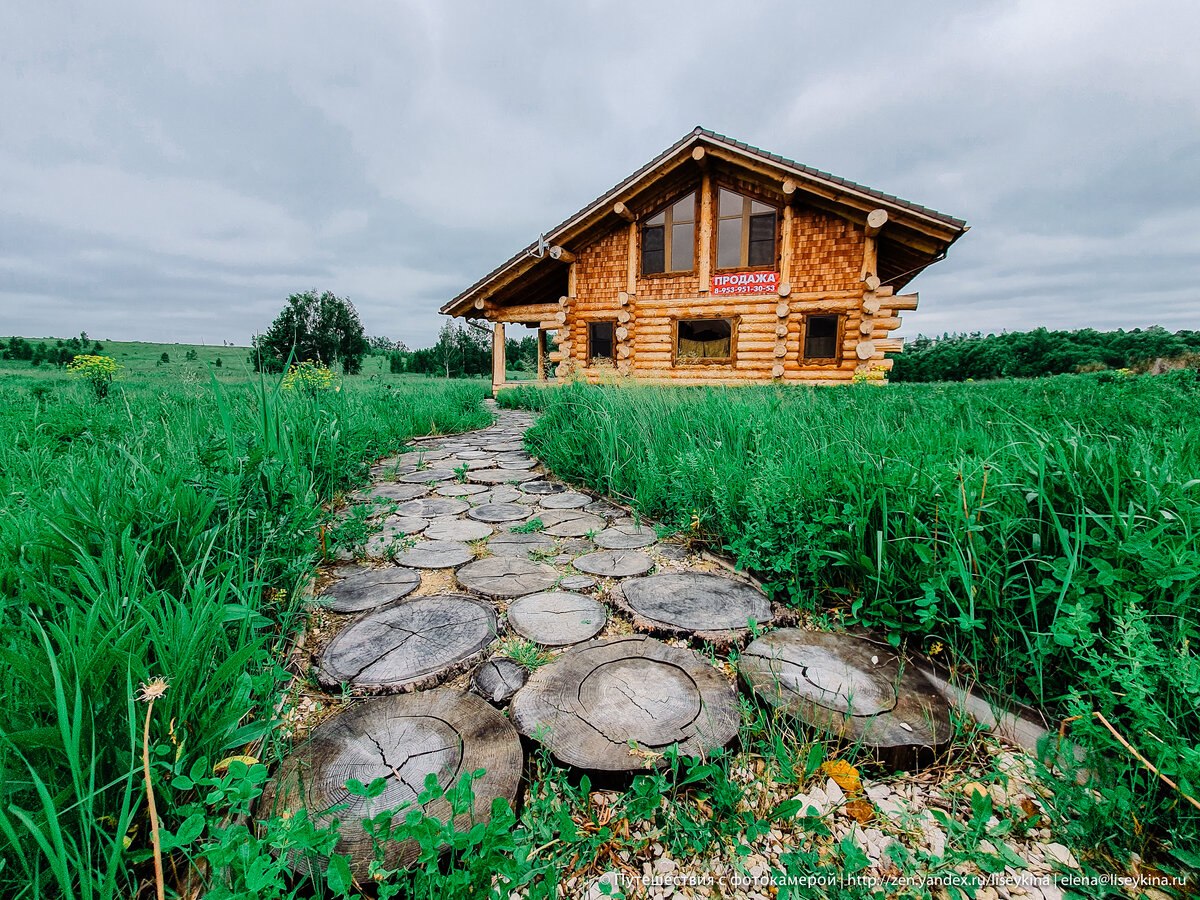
716 188 776 269
589 321 614 361
802 314 840 362
676 318 734 364
642 192 696 275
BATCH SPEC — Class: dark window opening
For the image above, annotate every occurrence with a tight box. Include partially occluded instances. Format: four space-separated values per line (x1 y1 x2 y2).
641 192 696 275
589 321 614 361
716 188 777 269
677 318 733 363
803 315 839 361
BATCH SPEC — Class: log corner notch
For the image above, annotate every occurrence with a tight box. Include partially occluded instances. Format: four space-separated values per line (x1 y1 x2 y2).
612 201 635 222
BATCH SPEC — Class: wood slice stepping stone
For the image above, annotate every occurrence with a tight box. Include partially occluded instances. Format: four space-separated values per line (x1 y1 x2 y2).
510 635 740 771
468 502 533 524
507 592 607 646
521 480 566 495
457 557 559 599
559 575 597 591
539 491 592 510
471 487 527 505
369 463 417 479
257 689 521 878
314 567 421 614
355 483 429 503
618 573 773 641
394 497 470 519
435 482 489 497
454 449 495 460
445 458 495 470
573 550 654 578
738 629 953 749
594 524 658 550
406 448 452 461
375 515 429 535
317 594 498 691
392 540 475 569
485 531 556 558
468 468 539 485
422 517 494 542
397 468 455 484
484 441 525 451
472 658 528 704
584 500 624 517
656 543 689 560
539 509 607 537
492 456 537 470
559 538 595 554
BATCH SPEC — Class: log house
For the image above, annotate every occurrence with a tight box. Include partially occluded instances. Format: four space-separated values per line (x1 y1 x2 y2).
440 127 967 392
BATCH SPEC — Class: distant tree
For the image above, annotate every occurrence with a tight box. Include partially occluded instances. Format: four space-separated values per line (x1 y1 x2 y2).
92 342 103 353
159 352 170 365
253 290 369 374
185 348 198 361
215 358 222 368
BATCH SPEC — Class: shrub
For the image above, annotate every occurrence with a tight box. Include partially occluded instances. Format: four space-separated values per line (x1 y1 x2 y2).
66 354 123 399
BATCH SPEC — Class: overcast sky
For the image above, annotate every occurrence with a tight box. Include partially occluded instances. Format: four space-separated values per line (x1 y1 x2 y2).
2 0 1196 348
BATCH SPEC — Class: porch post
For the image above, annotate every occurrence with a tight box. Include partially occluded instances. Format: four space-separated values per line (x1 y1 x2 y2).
492 322 506 393
537 329 548 381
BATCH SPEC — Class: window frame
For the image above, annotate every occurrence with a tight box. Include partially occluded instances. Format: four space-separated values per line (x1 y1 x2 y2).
712 183 780 273
640 191 699 278
671 316 740 367
800 313 844 366
586 319 617 364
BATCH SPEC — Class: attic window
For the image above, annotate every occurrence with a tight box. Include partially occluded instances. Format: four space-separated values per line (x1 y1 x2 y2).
716 188 776 269
642 192 696 275
589 321 614 361
802 314 841 362
676 318 734 365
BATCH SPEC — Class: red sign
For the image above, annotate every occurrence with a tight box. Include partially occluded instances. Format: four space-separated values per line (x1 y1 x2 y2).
710 271 779 295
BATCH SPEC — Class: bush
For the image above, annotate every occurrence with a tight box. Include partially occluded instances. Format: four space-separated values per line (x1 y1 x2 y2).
66 354 122 399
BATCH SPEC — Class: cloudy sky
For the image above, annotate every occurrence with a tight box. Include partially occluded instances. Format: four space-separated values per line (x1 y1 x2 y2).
1 0 1196 348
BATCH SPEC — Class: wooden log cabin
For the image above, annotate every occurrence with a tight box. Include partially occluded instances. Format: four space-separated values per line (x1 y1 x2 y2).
441 127 967 391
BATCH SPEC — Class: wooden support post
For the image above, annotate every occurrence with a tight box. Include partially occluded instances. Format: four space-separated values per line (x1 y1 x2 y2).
537 329 547 381
492 322 506 392
782 178 799 204
613 201 635 222
627 222 637 294
860 208 887 284
692 146 707 166
567 263 577 299
779 205 794 294
698 172 712 293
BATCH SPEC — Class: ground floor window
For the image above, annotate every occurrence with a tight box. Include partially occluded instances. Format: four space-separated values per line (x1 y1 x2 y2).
676 318 734 364
803 314 841 362
589 321 614 361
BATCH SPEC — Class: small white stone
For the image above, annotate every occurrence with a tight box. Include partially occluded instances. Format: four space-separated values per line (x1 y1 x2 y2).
1042 842 1079 869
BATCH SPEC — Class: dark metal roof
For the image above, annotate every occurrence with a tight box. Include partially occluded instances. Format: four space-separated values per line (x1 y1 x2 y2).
442 126 966 315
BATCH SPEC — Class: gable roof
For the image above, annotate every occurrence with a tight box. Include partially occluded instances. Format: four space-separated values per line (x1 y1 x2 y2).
442 126 967 317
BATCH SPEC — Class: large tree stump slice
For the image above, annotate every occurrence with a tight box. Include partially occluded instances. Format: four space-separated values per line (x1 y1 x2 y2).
510 635 739 771
507 592 607 646
318 595 499 691
484 441 525 452
539 491 592 510
738 629 953 749
467 468 540 485
471 487 528 505
353 483 430 503
392 540 475 569
457 558 560 599
573 550 655 578
584 500 624 518
435 483 489 497
397 468 456 484
453 449 496 460
492 456 538 470
471 658 528 704
520 480 567 495
422 517 494 542
538 509 607 537
618 573 773 641
315 567 421 614
485 531 557 558
257 689 521 878
468 502 534 524
394 497 471 519
594 524 658 550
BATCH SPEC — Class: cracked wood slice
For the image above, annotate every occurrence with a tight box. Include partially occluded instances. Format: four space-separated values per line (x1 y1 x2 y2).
492 456 538 470
397 468 456 484
507 592 608 646
317 594 499 691
510 635 739 771
539 491 592 510
471 658 528 704
394 497 471 519
470 487 527 505
485 531 557 558
618 573 773 636
435 482 489 497
593 524 658 550
314 567 421 614
573 550 655 578
452 449 496 460
257 689 521 878
538 509 607 537
484 441 526 452
354 483 430 503
559 575 597 591
584 500 624 517
403 447 452 461
422 516 494 542
738 629 953 749
456 557 560 599
369 463 417 479
467 502 533 524
392 540 475 569
467 468 540 485
520 480 567 495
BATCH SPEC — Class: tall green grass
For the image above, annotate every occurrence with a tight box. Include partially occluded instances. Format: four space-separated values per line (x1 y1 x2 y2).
0 370 490 897
517 372 1200 859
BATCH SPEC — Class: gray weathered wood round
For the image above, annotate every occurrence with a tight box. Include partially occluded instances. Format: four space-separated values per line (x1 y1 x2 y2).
738 629 954 749
510 635 740 771
538 509 607 537
507 592 607 646
315 567 420 614
392 540 475 569
573 550 655 578
492 456 537 470
539 491 592 510
468 468 540 485
619 573 772 637
470 487 527 505
355 483 429 503
453 449 495 460
397 468 456 484
485 531 557 558
593 524 658 550
520 480 566 495
394 497 471 519
318 594 498 691
257 689 521 877
471 658 528 704
559 575 597 591
456 557 559 599
435 482 489 497
485 441 525 452
584 500 623 517
422 517 494 542
468 502 533 524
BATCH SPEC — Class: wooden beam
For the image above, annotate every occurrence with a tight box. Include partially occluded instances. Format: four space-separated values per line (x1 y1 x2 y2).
698 172 713 292
613 201 635 222
492 323 506 389
627 222 637 295
489 302 562 324
890 293 919 310
549 245 576 264
865 208 888 237
782 178 799 205
537 329 547 381
567 263 577 298
779 205 794 289
692 146 707 167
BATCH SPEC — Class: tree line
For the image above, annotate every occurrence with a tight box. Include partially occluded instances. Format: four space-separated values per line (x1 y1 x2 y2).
2 333 102 367
387 322 543 378
890 326 1200 382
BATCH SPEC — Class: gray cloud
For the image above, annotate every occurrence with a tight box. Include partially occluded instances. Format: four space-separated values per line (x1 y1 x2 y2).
1 0 1196 348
